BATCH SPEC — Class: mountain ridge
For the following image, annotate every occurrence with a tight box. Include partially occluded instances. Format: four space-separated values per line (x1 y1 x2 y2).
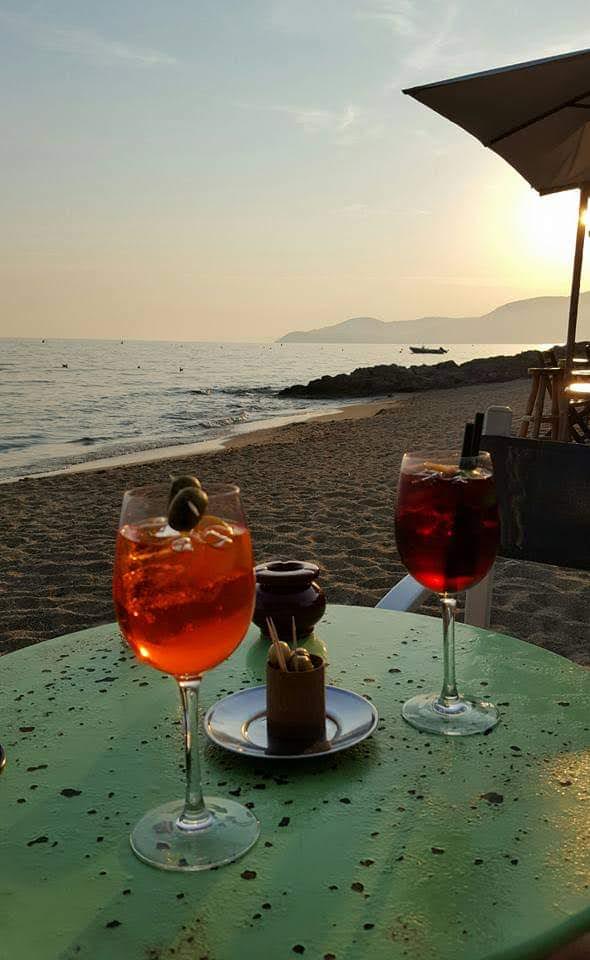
277 292 590 344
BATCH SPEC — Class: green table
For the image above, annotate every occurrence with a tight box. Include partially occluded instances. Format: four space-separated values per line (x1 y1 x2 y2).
1 605 590 960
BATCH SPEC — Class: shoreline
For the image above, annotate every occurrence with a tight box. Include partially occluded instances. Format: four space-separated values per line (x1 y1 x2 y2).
0 396 400 485
2 376 589 667
2 344 539 487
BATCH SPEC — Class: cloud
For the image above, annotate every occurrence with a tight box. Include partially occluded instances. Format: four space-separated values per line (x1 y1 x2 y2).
358 1 460 88
402 2 457 75
355 1 418 38
339 202 374 217
286 103 360 134
410 125 456 158
0 10 177 66
338 203 431 218
238 101 386 144
284 103 387 143
266 0 336 34
338 104 359 130
499 31 590 66
399 274 511 287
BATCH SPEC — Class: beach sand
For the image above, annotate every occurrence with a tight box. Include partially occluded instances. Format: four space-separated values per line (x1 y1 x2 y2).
2 377 589 665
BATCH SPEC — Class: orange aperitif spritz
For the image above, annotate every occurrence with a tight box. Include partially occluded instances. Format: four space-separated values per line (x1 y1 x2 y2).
114 515 254 677
113 479 259 872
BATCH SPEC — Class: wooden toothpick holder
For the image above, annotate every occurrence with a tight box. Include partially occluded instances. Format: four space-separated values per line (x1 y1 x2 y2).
266 655 326 752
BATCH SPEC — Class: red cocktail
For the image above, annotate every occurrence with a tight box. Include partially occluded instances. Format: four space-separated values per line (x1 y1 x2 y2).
394 452 500 737
395 459 499 593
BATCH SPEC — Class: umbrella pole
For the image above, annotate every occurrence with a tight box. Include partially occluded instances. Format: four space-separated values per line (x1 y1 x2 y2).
559 184 590 440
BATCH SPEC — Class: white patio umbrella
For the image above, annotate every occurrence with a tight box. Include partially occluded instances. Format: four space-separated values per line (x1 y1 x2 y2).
404 47 590 424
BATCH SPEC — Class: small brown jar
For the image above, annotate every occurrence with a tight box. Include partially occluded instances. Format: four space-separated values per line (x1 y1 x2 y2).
266 655 326 753
254 560 326 641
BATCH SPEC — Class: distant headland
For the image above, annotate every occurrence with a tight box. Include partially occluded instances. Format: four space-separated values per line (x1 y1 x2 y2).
277 292 590 344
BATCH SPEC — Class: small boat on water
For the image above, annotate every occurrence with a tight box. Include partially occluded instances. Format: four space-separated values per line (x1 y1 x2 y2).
410 345 448 355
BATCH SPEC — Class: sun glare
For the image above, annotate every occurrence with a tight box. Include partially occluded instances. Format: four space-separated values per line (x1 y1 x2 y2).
515 190 581 270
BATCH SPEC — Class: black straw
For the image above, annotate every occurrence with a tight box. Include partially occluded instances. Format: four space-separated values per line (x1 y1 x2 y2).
460 422 474 465
472 411 485 456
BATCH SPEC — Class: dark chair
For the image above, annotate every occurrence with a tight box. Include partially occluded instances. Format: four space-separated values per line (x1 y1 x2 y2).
481 434 590 570
378 406 590 627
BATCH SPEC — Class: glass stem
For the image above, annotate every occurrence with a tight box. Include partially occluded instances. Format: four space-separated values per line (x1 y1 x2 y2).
177 679 211 831
439 594 459 706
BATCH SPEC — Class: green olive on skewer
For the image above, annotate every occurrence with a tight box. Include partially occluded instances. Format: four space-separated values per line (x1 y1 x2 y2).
167 478 208 532
168 474 203 506
288 651 314 672
268 641 292 669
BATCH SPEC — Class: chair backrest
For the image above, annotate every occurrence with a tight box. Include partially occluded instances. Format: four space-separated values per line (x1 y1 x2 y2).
481 435 590 571
540 347 559 367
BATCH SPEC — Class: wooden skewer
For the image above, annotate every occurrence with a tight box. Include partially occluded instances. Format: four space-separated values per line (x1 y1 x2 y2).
266 617 288 672
269 619 288 671
291 616 297 650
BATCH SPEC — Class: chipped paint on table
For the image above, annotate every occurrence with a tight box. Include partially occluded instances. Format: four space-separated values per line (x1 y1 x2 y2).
1 605 590 960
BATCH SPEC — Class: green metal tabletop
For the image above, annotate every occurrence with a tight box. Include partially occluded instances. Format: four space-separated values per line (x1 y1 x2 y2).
1 605 590 960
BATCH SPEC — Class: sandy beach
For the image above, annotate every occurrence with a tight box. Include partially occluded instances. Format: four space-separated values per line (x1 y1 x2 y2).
2 376 589 665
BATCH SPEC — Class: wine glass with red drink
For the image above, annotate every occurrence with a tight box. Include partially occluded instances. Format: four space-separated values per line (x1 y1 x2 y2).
395 451 500 735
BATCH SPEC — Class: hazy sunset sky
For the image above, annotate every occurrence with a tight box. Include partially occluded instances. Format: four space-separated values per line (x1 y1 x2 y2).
2 0 590 341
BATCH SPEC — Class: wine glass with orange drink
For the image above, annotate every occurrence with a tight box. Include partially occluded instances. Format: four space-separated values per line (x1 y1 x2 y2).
113 476 259 870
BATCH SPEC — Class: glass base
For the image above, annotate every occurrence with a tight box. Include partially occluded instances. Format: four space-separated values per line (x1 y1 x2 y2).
130 796 260 871
402 692 499 736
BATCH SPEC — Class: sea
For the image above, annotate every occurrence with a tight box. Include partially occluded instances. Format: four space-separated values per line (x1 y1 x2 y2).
0 339 536 483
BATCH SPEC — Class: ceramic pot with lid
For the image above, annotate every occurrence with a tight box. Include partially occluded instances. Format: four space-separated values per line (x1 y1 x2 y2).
253 560 326 642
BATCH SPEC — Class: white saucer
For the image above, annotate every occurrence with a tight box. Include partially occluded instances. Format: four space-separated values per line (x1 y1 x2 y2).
203 685 378 760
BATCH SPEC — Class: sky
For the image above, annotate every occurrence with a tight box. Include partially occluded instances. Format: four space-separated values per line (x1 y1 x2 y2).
2 0 590 341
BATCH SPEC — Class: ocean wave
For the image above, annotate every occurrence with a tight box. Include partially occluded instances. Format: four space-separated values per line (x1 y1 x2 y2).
0 433 47 452
0 440 34 452
164 386 214 396
223 385 275 396
162 384 276 399
66 436 112 446
196 413 249 429
163 411 202 423
9 379 54 385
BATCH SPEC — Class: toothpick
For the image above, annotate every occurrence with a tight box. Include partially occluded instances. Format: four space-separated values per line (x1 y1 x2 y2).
268 618 288 672
291 616 297 650
266 617 288 672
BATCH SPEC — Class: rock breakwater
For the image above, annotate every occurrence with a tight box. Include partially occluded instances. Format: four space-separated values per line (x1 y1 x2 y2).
279 350 542 398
